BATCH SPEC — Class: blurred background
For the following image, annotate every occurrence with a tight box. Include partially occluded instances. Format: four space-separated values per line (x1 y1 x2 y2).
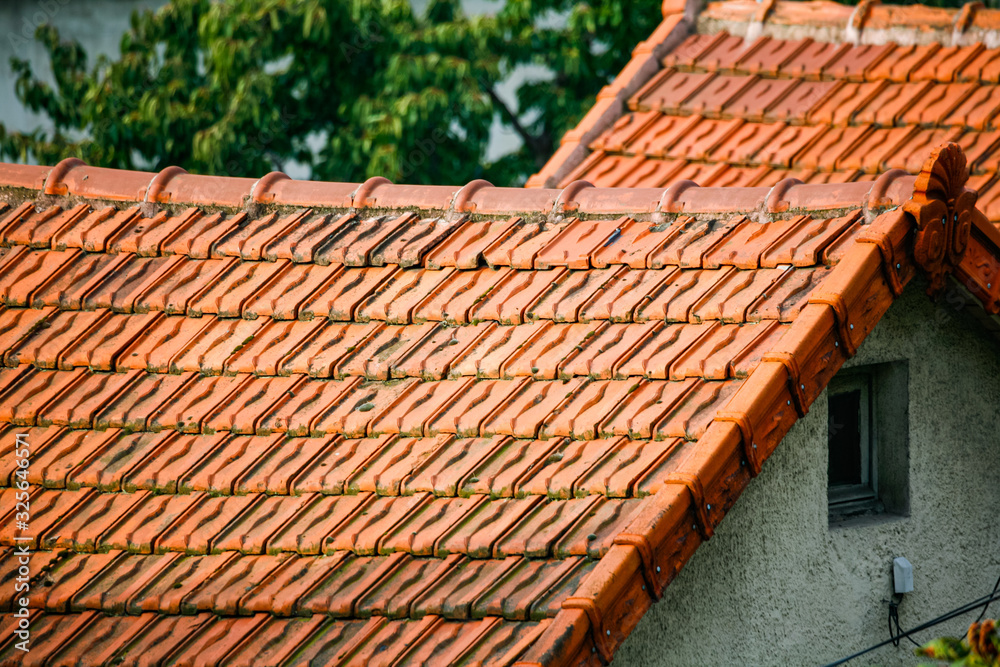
0 0 667 186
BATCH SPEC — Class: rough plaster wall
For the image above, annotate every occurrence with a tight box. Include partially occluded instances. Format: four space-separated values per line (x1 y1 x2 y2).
614 280 1000 666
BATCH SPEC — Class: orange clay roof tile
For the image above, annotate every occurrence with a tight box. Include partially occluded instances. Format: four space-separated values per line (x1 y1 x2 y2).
533 2 1000 243
1 129 998 665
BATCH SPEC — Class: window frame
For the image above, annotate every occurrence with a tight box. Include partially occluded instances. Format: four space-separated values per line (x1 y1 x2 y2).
827 371 878 513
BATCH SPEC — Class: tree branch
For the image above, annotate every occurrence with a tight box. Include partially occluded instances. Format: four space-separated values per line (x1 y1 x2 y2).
484 85 546 163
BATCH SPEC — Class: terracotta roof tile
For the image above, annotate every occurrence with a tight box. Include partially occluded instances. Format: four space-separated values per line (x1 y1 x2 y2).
266 496 371 554
737 36 812 75
424 217 521 269
356 267 455 324
40 370 141 429
439 497 547 559
412 268 512 324
748 270 830 322
71 432 175 492
226 615 331 667
41 490 147 552
285 265 387 319
534 2 1000 241
222 318 325 376
86 255 178 312
959 47 1000 83
149 374 250 433
712 121 787 163
367 379 473 437
540 381 643 440
19 428 114 489
185 436 285 495
99 492 202 554
515 439 622 498
260 211 335 262
472 557 592 620
635 70 715 113
620 115 698 157
276 323 381 378
0 129 989 664
119 433 216 493
659 378 744 438
210 497 315 553
239 263 340 320
279 618 379 666
379 499 486 557
51 207 136 253
179 614 271 663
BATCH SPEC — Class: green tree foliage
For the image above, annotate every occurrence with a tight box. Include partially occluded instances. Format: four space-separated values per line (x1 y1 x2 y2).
0 0 662 186
918 620 1000 667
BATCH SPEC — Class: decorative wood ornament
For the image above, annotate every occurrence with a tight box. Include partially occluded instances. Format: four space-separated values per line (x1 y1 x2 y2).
903 142 978 295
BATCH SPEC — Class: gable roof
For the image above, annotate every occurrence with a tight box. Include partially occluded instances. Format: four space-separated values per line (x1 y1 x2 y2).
528 0 1000 234
0 145 996 665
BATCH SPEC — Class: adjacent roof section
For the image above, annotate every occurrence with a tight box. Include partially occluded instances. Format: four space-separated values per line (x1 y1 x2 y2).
0 146 996 666
528 0 1000 230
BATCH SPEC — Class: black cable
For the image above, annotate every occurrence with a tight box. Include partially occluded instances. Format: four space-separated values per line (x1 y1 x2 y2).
888 595 921 648
821 586 1000 667
825 594 992 666
888 598 902 648
974 572 1000 624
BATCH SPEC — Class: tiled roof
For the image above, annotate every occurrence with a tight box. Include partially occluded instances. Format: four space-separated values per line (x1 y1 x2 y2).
0 147 996 666
528 0 1000 231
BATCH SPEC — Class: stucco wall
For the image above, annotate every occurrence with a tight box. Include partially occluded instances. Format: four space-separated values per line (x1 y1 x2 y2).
615 279 1000 666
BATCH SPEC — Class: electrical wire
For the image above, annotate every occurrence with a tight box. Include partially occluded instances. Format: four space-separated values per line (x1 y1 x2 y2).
974 572 1000 624
888 594 922 648
821 584 1000 667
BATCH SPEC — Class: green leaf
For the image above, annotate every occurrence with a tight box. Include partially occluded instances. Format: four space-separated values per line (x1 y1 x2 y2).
0 0 668 185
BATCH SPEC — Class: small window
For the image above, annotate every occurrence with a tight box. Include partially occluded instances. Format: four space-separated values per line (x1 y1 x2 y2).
827 361 909 524
828 374 875 509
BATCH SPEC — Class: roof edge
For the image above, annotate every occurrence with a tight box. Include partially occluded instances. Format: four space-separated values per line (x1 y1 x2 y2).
516 143 988 666
515 209 912 667
525 0 699 189
0 159 915 224
956 206 1000 317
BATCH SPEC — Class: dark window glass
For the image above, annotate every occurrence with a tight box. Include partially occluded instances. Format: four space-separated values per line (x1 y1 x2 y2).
829 389 862 487
828 362 909 523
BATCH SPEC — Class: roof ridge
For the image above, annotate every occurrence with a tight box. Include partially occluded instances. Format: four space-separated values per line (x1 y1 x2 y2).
0 159 915 223
526 5 698 189
701 0 1000 47
526 0 1000 190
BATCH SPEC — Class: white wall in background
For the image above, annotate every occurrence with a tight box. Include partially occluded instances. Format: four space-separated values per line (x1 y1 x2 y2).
0 0 167 139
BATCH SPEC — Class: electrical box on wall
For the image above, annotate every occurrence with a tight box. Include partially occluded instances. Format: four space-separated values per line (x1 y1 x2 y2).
894 557 914 594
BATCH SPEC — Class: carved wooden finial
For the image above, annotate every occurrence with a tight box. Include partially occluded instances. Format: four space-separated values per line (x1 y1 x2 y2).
903 142 978 295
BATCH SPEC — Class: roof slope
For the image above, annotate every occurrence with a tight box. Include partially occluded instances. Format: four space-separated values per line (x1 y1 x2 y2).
528 0 1000 230
0 147 994 666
